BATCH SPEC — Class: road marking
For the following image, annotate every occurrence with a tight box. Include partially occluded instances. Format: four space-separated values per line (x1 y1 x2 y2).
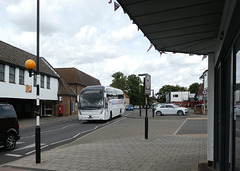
25 150 34 155
13 143 35 151
5 154 22 157
187 117 207 120
49 138 72 146
23 118 122 155
25 144 47 155
173 119 187 135
73 117 125 142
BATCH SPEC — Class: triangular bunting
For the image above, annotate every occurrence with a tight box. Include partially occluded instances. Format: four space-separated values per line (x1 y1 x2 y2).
114 1 120 11
147 44 153 52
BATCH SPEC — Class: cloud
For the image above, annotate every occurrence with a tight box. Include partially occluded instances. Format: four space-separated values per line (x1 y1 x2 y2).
0 0 208 93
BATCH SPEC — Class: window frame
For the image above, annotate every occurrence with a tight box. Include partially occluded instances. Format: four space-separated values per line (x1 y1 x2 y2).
47 76 50 89
0 63 4 82
41 75 44 88
19 69 24 85
9 66 15 83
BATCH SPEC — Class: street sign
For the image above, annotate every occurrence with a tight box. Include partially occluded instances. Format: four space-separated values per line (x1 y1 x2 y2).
144 74 151 95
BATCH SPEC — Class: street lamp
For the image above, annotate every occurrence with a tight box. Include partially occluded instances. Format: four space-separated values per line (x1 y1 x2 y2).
25 0 41 164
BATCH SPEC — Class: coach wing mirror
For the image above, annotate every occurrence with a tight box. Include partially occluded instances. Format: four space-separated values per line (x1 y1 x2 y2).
25 59 36 77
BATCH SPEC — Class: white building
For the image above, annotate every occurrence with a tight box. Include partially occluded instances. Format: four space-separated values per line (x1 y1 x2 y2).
0 40 59 118
166 91 195 103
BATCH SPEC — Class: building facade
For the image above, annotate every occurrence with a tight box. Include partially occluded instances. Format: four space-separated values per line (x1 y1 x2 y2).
55 68 101 116
117 1 240 170
0 40 59 118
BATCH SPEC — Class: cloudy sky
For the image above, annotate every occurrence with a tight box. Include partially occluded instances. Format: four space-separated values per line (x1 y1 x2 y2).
0 0 208 93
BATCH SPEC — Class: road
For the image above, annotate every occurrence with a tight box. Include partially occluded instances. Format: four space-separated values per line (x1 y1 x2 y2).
0 112 128 165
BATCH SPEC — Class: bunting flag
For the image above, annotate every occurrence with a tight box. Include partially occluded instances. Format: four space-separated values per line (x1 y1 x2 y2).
202 55 208 61
114 1 120 11
159 51 166 56
147 43 153 52
108 0 112 4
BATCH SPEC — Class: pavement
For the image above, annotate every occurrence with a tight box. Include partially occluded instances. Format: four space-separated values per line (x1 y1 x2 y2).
0 108 210 171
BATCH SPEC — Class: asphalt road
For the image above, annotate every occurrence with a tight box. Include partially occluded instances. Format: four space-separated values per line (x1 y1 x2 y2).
0 113 127 165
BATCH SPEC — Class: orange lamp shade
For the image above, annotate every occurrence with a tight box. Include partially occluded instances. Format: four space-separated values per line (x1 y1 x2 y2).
25 59 36 70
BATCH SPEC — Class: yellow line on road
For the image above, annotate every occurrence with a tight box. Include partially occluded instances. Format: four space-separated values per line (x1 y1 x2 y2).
187 117 207 120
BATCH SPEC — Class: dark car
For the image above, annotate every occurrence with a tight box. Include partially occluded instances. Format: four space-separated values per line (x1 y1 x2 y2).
0 104 20 150
126 104 134 111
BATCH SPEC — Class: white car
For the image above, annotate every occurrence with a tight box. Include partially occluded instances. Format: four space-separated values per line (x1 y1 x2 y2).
155 104 188 116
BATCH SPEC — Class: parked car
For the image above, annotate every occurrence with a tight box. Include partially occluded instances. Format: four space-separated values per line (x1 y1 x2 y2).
155 104 188 116
0 103 20 150
126 104 134 111
134 105 140 109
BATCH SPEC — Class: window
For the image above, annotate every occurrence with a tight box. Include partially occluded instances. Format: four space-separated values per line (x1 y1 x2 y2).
9 66 15 83
166 105 174 108
173 94 178 98
41 75 44 88
19 69 24 85
0 64 4 81
34 74 37 87
47 76 50 89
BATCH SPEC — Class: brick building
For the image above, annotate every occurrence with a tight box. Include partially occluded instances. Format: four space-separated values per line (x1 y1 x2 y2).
55 68 101 116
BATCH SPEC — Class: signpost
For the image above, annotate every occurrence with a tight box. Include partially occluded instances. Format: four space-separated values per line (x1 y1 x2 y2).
138 74 151 139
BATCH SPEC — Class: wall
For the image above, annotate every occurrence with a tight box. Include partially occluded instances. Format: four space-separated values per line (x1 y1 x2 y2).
57 96 77 116
0 65 58 100
170 92 190 102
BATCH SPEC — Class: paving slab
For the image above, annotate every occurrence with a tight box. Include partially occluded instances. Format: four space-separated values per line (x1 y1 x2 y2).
1 110 208 171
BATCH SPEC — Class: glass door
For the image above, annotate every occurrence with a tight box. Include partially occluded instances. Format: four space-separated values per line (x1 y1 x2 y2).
234 38 240 170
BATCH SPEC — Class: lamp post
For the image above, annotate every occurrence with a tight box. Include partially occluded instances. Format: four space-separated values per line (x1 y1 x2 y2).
25 0 41 164
138 73 151 139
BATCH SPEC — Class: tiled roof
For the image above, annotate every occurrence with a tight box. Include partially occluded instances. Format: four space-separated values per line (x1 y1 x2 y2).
0 40 58 78
55 68 101 86
58 77 76 96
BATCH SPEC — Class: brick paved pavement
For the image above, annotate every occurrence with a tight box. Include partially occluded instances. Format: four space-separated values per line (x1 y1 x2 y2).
1 109 208 171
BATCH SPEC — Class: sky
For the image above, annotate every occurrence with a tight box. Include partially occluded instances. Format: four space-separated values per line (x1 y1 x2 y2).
0 0 208 94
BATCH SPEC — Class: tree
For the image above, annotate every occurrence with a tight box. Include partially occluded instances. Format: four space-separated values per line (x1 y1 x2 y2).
188 83 200 94
127 74 142 105
110 72 127 91
110 72 144 105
